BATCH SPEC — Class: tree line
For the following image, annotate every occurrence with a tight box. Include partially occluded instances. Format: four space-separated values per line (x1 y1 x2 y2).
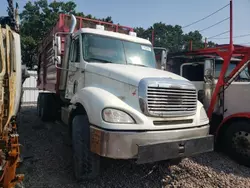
19 0 216 68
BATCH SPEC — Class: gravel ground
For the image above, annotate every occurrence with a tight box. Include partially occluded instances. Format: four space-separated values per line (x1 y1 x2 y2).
17 106 250 188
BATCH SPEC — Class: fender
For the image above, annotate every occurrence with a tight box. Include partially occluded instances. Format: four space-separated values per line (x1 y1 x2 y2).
70 86 146 130
215 112 250 140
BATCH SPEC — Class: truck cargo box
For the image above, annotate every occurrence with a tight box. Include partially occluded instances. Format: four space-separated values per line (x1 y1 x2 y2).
37 14 134 93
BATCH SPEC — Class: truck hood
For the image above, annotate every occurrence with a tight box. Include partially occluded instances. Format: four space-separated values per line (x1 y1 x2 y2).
86 63 189 86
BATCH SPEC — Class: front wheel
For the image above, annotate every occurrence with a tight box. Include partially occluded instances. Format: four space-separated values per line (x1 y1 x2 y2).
223 120 250 167
72 115 100 181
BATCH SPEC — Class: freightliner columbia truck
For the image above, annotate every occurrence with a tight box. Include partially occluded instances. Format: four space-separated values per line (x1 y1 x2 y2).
36 14 214 180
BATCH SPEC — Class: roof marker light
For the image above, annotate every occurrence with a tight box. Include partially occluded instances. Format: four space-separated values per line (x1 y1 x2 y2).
129 31 137 37
96 25 105 30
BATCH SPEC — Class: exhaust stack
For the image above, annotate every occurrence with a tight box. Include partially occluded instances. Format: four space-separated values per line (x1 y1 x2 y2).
70 14 76 33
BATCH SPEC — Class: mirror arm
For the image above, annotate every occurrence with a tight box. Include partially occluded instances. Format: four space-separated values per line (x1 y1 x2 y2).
54 56 76 72
55 63 76 72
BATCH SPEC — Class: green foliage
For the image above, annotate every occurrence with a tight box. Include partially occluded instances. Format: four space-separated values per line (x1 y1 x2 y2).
19 0 216 68
19 0 113 68
135 24 216 53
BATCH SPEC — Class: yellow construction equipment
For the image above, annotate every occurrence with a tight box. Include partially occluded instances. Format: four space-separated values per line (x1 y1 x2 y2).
0 1 24 187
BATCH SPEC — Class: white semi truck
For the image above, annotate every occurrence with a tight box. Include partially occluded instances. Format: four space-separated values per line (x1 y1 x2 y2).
36 14 214 180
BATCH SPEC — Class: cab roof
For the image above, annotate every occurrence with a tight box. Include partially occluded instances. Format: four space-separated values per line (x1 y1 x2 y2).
73 28 152 45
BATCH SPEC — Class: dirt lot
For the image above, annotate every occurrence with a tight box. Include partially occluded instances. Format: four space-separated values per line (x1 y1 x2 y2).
18 106 250 188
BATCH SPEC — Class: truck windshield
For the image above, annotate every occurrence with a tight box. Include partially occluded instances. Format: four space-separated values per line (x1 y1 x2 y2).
215 61 250 80
82 33 156 68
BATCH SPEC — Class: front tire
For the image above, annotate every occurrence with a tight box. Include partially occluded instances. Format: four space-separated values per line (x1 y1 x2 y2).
223 120 250 167
72 115 100 181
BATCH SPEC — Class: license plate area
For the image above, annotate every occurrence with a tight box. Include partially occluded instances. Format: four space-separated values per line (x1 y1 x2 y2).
136 135 214 164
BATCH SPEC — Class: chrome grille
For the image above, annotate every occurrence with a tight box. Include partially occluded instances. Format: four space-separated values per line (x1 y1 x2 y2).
147 86 197 117
138 77 197 117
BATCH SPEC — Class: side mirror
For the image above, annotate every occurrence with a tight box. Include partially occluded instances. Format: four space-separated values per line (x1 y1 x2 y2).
53 32 75 72
55 36 62 56
154 47 168 70
161 49 168 70
204 59 214 82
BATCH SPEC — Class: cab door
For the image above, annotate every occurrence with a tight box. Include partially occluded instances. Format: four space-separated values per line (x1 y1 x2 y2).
65 35 84 99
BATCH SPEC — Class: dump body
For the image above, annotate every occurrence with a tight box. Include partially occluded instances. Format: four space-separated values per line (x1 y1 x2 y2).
37 14 134 93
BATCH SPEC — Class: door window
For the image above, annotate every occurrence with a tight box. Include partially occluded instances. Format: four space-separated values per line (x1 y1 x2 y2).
70 37 80 63
182 64 204 81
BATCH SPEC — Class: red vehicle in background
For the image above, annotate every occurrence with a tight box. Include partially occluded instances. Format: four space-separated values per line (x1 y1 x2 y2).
154 44 250 167
153 0 250 167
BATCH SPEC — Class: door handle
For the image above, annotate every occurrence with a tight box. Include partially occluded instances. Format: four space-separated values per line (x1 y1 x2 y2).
73 80 78 94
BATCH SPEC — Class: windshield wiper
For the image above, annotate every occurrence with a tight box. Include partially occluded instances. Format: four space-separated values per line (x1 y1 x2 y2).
86 57 113 64
127 63 148 67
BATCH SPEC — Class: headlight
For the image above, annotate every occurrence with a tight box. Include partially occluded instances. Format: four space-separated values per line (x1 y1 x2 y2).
199 106 209 124
102 108 135 124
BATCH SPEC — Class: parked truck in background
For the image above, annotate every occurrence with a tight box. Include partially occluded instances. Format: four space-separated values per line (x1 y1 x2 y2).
36 14 214 180
154 45 250 167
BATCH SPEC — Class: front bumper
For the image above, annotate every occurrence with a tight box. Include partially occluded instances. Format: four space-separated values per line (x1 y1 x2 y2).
136 135 213 164
90 125 214 164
